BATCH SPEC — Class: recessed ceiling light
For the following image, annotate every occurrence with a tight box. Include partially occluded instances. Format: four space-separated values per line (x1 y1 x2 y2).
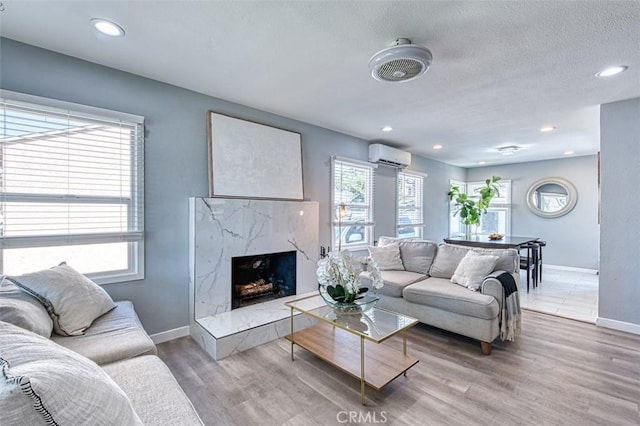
540 126 556 132
596 66 628 78
91 18 125 37
381 126 393 132
479 161 486 165
433 144 443 150
564 150 575 155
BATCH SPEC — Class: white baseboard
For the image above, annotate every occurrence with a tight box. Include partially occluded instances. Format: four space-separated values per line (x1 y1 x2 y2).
596 317 640 335
150 325 190 344
544 264 599 274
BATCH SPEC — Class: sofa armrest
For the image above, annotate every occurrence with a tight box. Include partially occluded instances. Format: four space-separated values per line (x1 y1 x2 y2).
481 270 508 311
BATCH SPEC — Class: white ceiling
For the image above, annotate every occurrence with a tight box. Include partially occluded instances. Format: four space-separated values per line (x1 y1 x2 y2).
1 1 639 168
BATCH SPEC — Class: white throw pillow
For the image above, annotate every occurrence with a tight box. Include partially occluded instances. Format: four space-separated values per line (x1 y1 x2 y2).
5 262 116 336
368 243 405 271
0 321 143 426
0 283 53 338
451 251 499 291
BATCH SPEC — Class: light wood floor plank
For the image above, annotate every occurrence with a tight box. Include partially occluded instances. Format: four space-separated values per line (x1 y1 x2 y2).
157 311 640 425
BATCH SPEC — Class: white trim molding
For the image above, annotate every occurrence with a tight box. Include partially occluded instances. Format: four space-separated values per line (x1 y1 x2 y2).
544 264 599 275
596 317 640 336
150 325 191 344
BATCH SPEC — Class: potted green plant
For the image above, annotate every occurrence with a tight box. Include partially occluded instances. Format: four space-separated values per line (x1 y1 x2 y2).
448 176 501 234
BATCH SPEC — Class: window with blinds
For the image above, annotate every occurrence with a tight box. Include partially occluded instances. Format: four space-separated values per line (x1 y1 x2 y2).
331 157 376 250
397 171 424 239
0 92 144 284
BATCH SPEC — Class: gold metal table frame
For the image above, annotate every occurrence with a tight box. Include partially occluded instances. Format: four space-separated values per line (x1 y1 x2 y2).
285 294 419 405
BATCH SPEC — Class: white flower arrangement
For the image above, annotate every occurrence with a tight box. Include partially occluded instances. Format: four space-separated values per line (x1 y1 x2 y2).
316 251 383 304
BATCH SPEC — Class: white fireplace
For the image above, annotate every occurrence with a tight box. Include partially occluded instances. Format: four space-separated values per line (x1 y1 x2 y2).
188 197 321 359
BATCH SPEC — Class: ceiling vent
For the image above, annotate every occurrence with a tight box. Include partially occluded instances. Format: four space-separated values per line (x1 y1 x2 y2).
497 145 520 156
368 38 432 83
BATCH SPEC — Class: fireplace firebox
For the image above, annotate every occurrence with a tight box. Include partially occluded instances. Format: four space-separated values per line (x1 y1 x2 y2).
231 251 296 309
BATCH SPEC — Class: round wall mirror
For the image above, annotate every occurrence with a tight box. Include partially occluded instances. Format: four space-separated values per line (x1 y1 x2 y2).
526 177 578 218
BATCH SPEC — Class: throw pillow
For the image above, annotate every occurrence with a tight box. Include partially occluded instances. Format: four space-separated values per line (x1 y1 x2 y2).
451 251 500 291
368 243 405 271
5 262 116 336
0 282 53 338
0 321 142 426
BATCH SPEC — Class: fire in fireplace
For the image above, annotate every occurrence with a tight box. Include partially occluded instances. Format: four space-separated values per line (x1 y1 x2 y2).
231 251 296 309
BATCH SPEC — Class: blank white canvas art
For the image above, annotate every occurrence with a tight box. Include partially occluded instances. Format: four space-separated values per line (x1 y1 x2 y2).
208 112 304 200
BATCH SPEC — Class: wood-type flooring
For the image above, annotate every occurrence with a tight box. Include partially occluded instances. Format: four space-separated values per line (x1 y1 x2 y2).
157 311 640 426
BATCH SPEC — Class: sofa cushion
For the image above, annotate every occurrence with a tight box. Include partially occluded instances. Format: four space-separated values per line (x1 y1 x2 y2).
378 237 438 275
0 283 53 338
5 262 116 336
52 301 157 365
397 240 437 275
472 247 519 274
368 243 404 271
360 270 426 298
0 321 142 426
429 244 519 278
429 244 471 278
451 251 500 291
103 355 203 425
402 277 500 320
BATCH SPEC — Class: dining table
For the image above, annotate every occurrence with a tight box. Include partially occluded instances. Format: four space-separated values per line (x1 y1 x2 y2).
443 235 540 249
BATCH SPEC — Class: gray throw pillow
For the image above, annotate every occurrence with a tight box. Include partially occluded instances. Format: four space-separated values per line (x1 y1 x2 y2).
0 283 53 338
5 262 116 336
0 321 143 425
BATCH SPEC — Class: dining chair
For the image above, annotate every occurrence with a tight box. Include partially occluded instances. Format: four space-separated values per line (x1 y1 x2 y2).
519 243 539 293
536 240 547 284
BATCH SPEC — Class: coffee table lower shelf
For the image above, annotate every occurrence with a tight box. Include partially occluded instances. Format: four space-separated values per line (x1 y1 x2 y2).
286 322 419 395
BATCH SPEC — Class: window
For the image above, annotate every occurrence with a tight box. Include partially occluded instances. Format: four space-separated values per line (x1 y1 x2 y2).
449 180 467 237
0 92 144 284
397 171 424 239
449 179 512 236
331 157 375 250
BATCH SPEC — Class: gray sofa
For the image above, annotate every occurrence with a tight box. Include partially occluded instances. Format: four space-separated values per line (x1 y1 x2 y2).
361 237 520 355
1 288 202 425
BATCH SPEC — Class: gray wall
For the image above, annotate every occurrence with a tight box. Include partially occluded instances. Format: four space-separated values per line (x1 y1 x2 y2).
599 97 640 327
467 155 600 269
1 38 463 334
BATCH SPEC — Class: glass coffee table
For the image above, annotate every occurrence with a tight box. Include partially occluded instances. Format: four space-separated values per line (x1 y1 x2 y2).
285 294 419 405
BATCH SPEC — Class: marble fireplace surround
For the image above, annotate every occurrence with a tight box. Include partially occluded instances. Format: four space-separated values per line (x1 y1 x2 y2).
189 197 321 359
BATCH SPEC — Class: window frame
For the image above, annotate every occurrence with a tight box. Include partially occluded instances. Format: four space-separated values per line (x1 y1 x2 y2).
0 90 144 284
396 170 425 239
330 156 376 251
449 179 512 236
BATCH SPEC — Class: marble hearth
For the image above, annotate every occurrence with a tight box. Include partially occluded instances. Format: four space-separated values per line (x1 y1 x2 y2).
189 197 320 360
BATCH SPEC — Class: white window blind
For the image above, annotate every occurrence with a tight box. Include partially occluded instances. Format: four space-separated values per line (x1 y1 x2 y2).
331 157 375 250
397 171 424 239
0 92 144 283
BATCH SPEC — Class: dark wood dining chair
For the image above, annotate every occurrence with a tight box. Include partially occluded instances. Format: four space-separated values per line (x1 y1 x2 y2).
520 243 539 293
536 240 547 283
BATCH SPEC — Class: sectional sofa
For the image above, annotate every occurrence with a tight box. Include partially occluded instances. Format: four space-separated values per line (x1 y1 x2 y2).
362 237 520 355
0 264 202 425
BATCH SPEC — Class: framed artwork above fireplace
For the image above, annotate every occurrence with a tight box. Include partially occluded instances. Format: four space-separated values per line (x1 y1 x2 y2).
207 111 304 200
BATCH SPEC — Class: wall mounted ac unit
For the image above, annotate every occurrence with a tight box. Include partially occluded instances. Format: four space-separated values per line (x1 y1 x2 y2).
368 143 411 168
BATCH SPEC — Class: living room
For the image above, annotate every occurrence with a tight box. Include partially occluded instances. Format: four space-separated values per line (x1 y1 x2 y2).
1 2 639 425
